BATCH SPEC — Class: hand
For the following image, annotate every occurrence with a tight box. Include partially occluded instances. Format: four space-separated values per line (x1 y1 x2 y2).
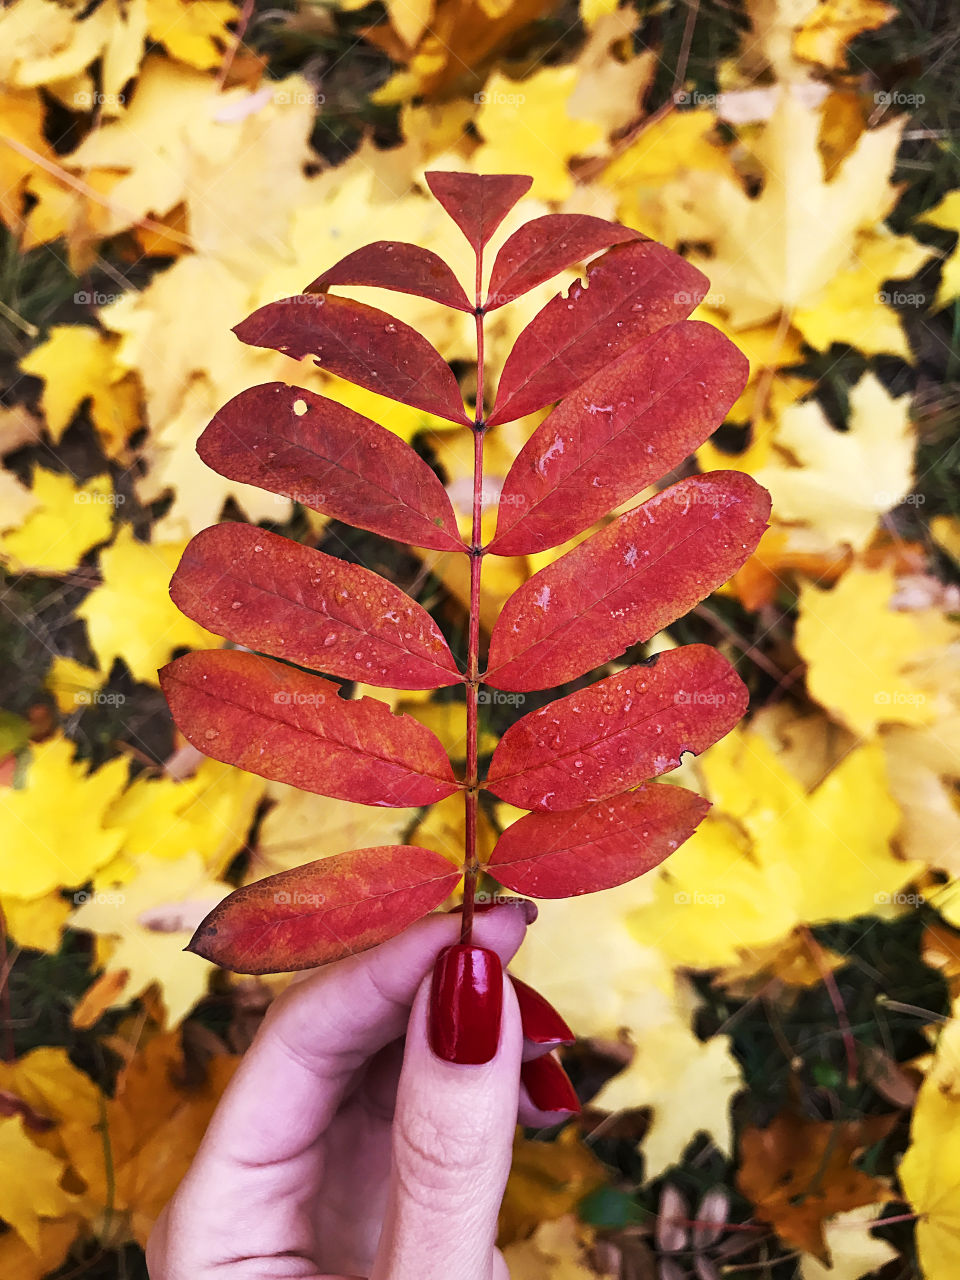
146 903 578 1280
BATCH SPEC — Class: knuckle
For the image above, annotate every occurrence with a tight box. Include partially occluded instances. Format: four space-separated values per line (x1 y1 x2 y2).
394 1103 495 1203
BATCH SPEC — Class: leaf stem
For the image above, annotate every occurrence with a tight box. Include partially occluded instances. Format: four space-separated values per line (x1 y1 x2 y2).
460 247 486 946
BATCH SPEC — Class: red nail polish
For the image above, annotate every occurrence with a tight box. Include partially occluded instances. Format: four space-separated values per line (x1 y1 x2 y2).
512 977 575 1047
429 944 503 1064
521 1053 581 1114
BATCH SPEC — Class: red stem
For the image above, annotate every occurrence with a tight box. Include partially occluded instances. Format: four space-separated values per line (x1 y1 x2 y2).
460 246 486 946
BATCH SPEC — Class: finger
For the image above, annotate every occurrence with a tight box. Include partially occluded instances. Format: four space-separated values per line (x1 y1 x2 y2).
371 952 522 1280
518 1052 581 1127
198 902 534 1170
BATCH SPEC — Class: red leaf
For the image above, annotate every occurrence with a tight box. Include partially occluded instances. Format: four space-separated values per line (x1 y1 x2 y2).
485 214 638 310
170 524 462 691
233 293 469 425
485 645 747 811
488 785 709 897
187 846 460 973
487 321 749 556
160 649 460 806
486 241 709 426
425 171 533 252
306 241 472 312
485 472 771 691
197 382 464 553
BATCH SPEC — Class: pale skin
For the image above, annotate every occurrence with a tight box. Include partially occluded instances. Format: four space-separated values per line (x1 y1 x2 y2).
146 903 564 1280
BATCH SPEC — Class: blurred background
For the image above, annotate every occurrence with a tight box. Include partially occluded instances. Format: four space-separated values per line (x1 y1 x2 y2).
2 0 960 1276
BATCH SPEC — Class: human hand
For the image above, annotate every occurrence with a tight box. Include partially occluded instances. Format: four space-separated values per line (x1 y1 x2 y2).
146 903 579 1280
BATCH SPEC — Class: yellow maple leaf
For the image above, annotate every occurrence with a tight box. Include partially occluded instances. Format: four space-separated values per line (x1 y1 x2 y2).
676 87 905 327
0 1214 80 1280
0 470 114 575
70 852 230 1024
59 1032 237 1246
793 231 933 358
474 67 603 201
0 0 144 100
0 1117 78 1254
503 1215 613 1278
595 1019 743 1175
146 0 237 70
794 0 897 69
796 566 954 736
0 1048 102 1166
750 374 915 552
0 891 73 953
19 326 141 457
77 527 217 685
917 190 960 309
800 1204 898 1280
0 737 127 900
44 656 107 715
900 1017 960 1280
101 758 263 881
630 732 913 967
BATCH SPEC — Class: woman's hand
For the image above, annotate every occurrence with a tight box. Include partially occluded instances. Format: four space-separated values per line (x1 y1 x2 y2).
146 901 575 1280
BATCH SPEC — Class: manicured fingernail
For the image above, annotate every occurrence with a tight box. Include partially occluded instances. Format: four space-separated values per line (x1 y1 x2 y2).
521 1053 581 1114
429 944 503 1064
512 977 575 1047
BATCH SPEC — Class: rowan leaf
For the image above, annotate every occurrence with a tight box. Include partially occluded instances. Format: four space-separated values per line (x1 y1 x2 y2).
306 240 472 311
486 241 709 426
425 170 533 250
161 649 460 806
187 845 461 972
488 321 749 555
489 784 709 897
484 213 639 310
233 293 470 425
171 523 462 690
485 472 771 691
485 645 747 810
197 382 464 552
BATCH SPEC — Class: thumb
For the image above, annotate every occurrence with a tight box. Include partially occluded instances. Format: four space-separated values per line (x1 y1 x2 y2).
370 945 521 1280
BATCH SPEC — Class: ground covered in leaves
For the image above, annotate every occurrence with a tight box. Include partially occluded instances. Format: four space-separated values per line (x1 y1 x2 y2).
2 0 960 1276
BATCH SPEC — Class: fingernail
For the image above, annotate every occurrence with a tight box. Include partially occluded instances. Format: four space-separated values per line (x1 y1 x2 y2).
512 977 575 1047
429 944 503 1064
521 1053 581 1114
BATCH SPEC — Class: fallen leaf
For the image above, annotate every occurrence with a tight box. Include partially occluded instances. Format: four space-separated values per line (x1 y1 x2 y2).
0 470 114 575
